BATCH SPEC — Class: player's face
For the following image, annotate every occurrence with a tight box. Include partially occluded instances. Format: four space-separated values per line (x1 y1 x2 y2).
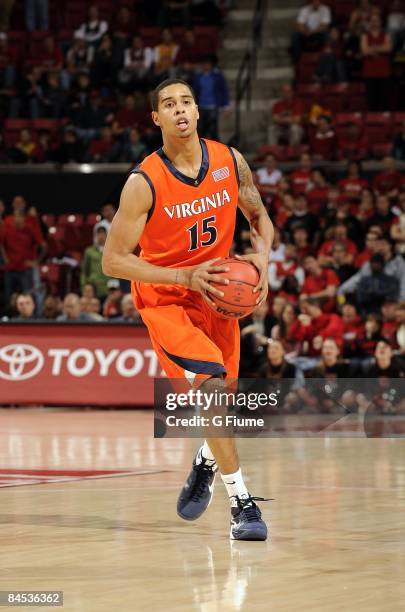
152 84 199 139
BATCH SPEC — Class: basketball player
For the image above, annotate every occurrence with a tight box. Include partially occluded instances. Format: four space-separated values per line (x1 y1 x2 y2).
102 79 274 540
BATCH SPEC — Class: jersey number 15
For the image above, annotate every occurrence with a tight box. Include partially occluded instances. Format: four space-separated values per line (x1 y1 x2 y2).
187 215 217 251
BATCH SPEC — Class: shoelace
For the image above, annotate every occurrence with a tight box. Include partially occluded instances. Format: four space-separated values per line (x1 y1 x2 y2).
233 496 271 522
190 464 215 502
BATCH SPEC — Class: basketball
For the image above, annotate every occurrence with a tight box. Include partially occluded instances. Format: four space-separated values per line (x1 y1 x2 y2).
206 257 260 319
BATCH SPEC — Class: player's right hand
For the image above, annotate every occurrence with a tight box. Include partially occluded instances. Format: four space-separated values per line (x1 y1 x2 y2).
179 258 230 309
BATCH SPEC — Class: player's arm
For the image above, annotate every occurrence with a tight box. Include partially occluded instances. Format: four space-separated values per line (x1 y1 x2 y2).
102 173 229 305
232 148 274 305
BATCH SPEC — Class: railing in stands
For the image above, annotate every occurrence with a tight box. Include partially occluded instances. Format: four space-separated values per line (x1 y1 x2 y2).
231 0 268 148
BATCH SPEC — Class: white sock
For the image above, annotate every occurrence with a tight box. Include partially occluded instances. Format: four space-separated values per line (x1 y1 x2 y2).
195 441 216 466
221 468 249 502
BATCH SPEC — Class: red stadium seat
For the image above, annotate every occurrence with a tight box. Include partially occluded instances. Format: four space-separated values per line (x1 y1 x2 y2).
335 112 364 126
28 31 53 57
286 144 310 160
4 118 31 131
80 225 94 250
42 214 56 227
40 263 61 294
296 53 320 83
7 30 27 59
140 27 161 47
393 112 405 134
57 30 74 45
333 1 356 26
64 2 87 29
255 145 288 162
96 0 115 21
364 113 392 144
4 119 32 147
47 227 66 258
296 83 321 112
371 143 393 158
57 214 84 227
32 119 62 132
347 82 367 112
194 26 219 49
86 213 102 226
64 225 84 251
321 83 348 113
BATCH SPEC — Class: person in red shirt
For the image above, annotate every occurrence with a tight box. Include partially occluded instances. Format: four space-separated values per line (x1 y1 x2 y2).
338 161 369 202
5 195 44 241
381 299 399 346
176 29 205 68
0 210 43 302
355 229 380 267
290 153 313 194
273 192 295 228
33 35 64 74
292 225 316 259
113 94 139 132
355 188 375 224
318 222 358 266
302 254 340 311
269 83 304 146
372 156 402 199
289 297 344 355
268 243 305 291
357 313 384 357
307 169 330 213
111 5 137 43
88 126 116 162
341 302 364 357
338 121 369 161
361 12 391 111
310 115 337 161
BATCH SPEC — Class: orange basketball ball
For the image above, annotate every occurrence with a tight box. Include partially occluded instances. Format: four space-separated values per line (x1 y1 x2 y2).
207 257 260 319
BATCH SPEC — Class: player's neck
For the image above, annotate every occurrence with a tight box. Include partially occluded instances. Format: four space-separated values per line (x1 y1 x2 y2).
162 134 202 171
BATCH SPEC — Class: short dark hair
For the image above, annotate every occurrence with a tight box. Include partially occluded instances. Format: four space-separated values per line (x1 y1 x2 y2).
149 79 196 112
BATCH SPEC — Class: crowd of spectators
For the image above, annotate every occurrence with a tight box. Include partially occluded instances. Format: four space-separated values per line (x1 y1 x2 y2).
237 151 405 395
267 0 405 160
291 0 405 87
267 77 405 160
249 0 404 401
0 1 229 162
1 150 404 383
0 1 404 412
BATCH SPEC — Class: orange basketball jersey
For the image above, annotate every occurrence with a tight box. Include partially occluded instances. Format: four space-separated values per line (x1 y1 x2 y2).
131 138 239 267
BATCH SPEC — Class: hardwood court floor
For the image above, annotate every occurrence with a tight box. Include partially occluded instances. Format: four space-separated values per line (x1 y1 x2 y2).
0 408 404 612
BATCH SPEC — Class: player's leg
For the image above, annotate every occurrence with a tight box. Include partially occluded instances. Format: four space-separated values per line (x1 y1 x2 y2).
192 376 268 541
206 315 268 540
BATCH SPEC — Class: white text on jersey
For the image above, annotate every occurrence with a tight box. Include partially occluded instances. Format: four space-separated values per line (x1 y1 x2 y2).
164 189 231 219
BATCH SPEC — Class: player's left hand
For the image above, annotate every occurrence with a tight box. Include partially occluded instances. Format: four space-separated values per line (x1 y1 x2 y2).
234 252 268 305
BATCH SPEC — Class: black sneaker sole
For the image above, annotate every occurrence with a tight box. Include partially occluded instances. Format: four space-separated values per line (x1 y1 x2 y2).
176 475 216 521
230 525 268 541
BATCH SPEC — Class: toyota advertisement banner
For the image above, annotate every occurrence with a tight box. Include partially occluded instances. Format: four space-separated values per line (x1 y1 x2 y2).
0 324 159 406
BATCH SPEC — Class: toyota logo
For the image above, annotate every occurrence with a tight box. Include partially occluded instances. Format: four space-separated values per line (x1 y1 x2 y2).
0 344 44 381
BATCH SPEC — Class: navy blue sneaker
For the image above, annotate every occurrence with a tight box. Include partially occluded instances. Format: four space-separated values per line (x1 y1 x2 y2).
177 456 217 521
230 495 268 541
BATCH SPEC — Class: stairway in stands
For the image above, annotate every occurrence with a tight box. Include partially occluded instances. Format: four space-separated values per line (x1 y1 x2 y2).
219 0 300 154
